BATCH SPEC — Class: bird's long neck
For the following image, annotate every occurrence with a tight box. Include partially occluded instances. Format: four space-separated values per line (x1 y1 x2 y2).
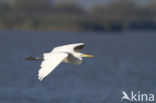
25 57 44 61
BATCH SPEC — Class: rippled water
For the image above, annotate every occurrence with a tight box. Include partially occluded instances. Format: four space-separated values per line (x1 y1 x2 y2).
0 31 156 103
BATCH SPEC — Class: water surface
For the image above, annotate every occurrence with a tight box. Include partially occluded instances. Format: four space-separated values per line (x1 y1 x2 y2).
0 31 156 103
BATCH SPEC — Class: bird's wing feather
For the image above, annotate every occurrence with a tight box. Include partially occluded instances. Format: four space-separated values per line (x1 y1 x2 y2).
52 43 85 53
38 52 68 81
74 44 85 52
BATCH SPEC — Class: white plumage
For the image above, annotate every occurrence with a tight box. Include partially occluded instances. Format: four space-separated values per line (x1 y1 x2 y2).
26 43 93 81
38 52 68 81
52 43 85 53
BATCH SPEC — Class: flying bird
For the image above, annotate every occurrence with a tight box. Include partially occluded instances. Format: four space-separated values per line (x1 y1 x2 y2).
25 43 94 81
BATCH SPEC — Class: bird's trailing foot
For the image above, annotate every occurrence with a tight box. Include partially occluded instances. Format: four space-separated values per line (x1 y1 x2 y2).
25 57 44 61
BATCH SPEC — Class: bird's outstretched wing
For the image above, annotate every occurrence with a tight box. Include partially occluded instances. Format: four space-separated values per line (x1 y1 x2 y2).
74 44 85 52
38 52 68 81
52 43 85 53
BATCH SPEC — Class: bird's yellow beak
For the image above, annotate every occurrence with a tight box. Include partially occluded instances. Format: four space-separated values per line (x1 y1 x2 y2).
82 54 94 57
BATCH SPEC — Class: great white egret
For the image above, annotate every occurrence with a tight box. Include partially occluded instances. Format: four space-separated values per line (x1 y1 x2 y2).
25 43 94 81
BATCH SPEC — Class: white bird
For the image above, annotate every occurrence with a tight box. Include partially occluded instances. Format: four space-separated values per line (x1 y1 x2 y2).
25 43 94 81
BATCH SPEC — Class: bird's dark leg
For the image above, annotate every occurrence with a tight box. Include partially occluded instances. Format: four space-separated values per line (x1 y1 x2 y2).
25 57 44 61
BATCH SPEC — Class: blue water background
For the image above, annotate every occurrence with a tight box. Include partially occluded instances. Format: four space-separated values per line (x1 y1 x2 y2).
0 31 156 103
